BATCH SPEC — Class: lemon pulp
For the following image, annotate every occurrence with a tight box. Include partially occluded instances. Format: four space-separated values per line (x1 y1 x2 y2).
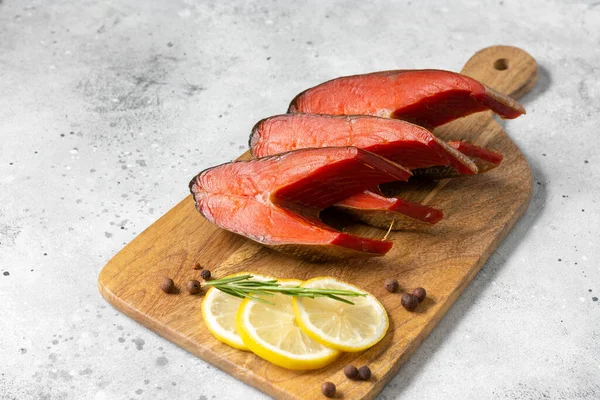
237 279 339 369
292 277 389 352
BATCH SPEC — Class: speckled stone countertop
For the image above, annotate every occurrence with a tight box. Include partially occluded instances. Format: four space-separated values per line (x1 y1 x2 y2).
1 0 599 399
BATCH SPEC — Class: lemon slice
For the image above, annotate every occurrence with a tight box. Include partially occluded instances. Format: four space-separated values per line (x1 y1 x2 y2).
236 279 340 370
201 273 271 351
292 277 389 352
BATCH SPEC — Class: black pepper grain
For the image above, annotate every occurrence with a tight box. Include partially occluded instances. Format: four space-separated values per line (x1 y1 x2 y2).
401 293 419 311
193 263 203 270
201 270 211 280
343 364 359 380
186 280 201 294
160 277 175 293
358 365 371 381
412 287 427 303
321 382 336 397
384 278 399 293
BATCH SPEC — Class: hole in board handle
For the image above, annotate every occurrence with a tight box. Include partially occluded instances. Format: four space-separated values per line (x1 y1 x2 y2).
494 58 509 71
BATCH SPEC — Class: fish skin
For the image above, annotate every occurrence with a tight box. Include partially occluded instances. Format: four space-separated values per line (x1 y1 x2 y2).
288 69 525 129
189 147 412 261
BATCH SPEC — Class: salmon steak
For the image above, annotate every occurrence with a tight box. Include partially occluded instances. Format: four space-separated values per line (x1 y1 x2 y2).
249 113 503 229
189 147 413 261
288 70 525 128
250 113 478 174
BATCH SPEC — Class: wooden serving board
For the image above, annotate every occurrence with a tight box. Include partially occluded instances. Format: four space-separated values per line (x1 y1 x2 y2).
99 46 538 399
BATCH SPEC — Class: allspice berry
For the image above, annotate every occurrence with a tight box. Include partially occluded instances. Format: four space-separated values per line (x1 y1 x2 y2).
321 381 336 397
186 280 201 294
343 364 359 380
201 270 211 280
358 365 372 381
384 278 399 293
412 287 427 303
401 293 419 311
160 277 175 294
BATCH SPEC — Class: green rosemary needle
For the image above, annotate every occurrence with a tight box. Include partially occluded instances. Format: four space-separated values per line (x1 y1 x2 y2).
202 274 366 305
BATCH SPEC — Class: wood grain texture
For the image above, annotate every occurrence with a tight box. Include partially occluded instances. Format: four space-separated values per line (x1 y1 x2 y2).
98 45 538 400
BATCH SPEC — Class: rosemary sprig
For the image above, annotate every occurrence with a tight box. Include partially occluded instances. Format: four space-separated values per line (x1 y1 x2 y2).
202 274 366 305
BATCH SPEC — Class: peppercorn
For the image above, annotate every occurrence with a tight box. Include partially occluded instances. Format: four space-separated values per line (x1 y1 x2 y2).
384 278 399 293
401 293 419 311
358 365 371 381
358 365 372 381
321 382 336 397
201 270 211 280
412 287 427 303
343 364 359 380
160 277 175 294
193 263 203 270
186 280 201 294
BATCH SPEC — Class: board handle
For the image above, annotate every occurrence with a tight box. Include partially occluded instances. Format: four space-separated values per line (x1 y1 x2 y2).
460 45 538 100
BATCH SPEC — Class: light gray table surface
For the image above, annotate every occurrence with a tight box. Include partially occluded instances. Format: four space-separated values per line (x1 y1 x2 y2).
1 0 599 399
